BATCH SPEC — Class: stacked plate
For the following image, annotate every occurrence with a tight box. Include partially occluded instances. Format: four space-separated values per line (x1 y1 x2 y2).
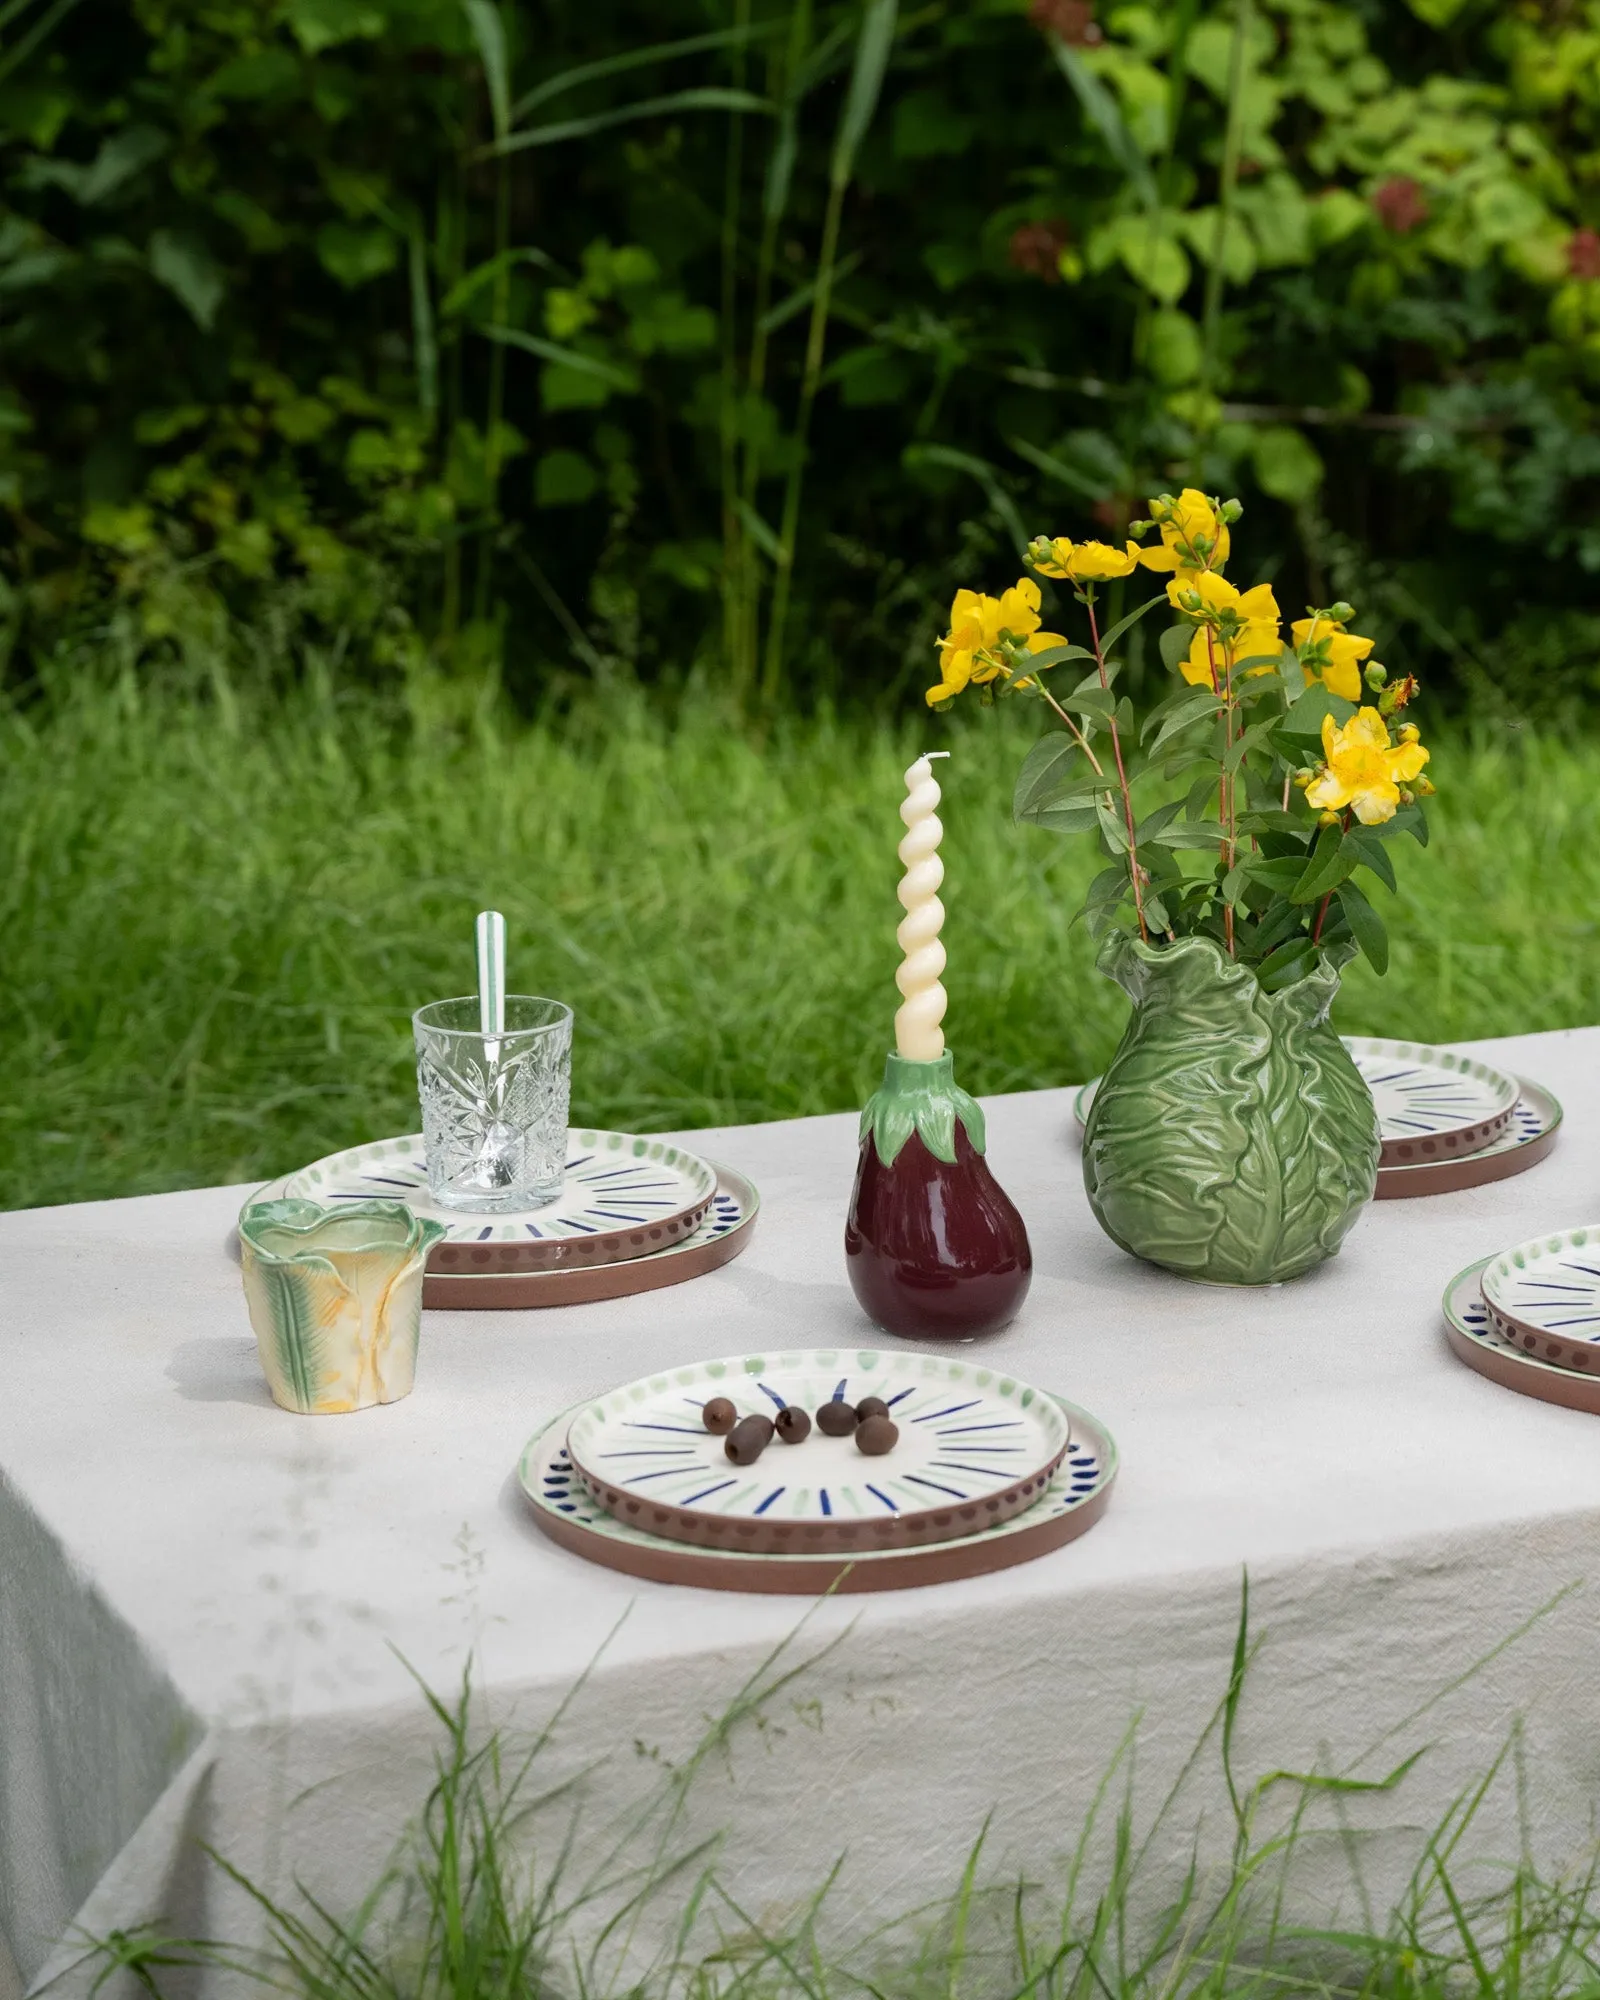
246 1129 758 1309
518 1348 1118 1593
1074 1037 1560 1199
1445 1247 1600 1415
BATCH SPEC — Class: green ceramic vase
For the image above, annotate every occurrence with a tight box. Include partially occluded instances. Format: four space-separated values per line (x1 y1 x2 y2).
1081 933 1379 1285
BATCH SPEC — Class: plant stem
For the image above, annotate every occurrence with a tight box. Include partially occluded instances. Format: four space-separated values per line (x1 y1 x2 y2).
1199 0 1251 397
1310 808 1350 946
1087 598 1147 943
718 0 751 698
473 148 512 625
761 171 845 703
1204 626 1237 956
737 0 811 704
1034 682 1106 777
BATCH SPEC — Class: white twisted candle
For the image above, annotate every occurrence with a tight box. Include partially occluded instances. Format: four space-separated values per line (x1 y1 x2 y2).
894 752 949 1061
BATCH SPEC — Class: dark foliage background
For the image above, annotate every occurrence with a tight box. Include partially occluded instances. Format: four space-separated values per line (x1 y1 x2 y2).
5 0 1600 712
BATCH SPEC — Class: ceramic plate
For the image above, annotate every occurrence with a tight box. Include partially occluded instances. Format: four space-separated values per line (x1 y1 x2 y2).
421 1166 758 1308
1479 1227 1600 1372
1372 1078 1560 1199
520 1397 1116 1593
278 1131 717 1272
1444 1259 1600 1415
564 1350 1073 1555
1073 1053 1555 1201
1342 1038 1519 1167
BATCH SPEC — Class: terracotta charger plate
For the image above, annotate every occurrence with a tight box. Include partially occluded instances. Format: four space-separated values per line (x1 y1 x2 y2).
563 1350 1072 1556
276 1130 717 1274
243 1162 759 1309
1443 1258 1600 1416
519 1394 1117 1593
1072 1058 1560 1201
1479 1226 1600 1373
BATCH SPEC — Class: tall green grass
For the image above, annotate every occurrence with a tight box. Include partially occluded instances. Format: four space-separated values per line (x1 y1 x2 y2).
80 1587 1600 2000
2 674 1595 1210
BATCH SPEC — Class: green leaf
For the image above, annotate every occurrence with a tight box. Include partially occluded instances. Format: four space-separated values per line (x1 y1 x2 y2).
1238 809 1307 838
1085 863 1129 905
1046 39 1158 211
1248 896 1305 955
1136 799 1185 841
1251 425 1325 505
1022 643 1095 673
1147 688 1223 752
74 124 167 204
478 324 639 391
491 89 773 157
408 230 437 422
511 23 775 121
832 0 898 189
1031 803 1101 834
315 221 398 290
1223 718 1276 773
1245 856 1311 893
286 0 382 54
1338 880 1389 975
1290 826 1355 905
1275 680 1347 746
1344 827 1397 893
1159 623 1194 673
1094 591 1166 656
1096 797 1131 851
1149 822 1226 849
1389 802 1429 848
903 443 1029 559
148 229 224 329
1008 434 1106 500
463 0 511 140
1013 733 1075 820
1256 938 1318 992
534 449 597 506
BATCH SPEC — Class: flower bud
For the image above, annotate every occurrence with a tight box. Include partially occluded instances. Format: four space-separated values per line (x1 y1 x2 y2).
1399 790 1414 806
1396 722 1420 745
1328 601 1355 623
1293 769 1314 790
1364 661 1388 689
1220 497 1243 523
1416 776 1436 796
1318 809 1340 826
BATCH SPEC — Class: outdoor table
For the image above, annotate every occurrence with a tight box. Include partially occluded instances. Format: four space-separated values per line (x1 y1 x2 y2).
7 1024 1600 2000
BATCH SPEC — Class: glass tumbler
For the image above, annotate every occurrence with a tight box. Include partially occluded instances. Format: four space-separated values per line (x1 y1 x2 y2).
413 995 573 1211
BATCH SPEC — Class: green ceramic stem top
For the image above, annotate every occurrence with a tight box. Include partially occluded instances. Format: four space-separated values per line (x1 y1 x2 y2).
859 1050 987 1167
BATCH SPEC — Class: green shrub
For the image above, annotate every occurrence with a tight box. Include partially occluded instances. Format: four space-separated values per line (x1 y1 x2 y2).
5 0 1600 711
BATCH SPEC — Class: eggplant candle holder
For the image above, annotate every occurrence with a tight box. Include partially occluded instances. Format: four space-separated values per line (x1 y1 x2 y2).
845 754 1032 1341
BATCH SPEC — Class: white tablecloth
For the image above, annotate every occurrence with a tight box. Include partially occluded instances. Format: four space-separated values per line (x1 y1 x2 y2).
6 1025 1600 1998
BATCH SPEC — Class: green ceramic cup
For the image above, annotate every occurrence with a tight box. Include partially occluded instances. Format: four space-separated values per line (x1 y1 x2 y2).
238 1198 448 1414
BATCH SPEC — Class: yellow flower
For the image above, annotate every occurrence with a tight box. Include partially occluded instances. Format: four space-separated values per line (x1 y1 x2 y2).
1137 489 1231 574
1032 536 1142 582
1304 708 1431 826
1178 583 1283 687
1292 614 1374 702
925 578 1066 706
